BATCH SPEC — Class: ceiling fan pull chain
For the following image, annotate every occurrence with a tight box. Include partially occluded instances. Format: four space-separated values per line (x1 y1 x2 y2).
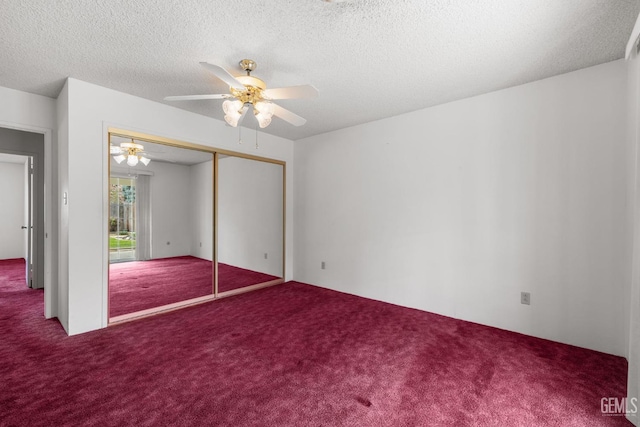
238 125 243 145
255 124 259 150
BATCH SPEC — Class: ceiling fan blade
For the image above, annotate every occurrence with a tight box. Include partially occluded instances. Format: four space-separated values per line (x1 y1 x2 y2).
263 85 319 100
164 94 230 101
200 62 246 91
272 104 307 126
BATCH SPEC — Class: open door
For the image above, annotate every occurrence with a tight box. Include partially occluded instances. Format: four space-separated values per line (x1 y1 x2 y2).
0 128 44 294
24 157 33 287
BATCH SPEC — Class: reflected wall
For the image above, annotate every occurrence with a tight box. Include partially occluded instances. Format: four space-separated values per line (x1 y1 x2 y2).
217 155 284 294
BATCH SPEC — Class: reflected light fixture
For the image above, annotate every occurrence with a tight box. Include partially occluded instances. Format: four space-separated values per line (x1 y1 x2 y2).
111 139 151 166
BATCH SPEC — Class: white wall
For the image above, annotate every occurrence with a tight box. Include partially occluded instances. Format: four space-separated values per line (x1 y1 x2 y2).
294 59 629 357
112 160 211 260
63 78 294 335
0 161 26 260
140 161 193 259
189 160 213 261
56 81 69 332
218 156 284 276
0 85 58 320
626 23 640 425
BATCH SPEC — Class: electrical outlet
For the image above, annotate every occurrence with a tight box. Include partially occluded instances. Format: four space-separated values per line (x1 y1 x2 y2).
521 292 531 305
264 253 268 259
321 261 326 270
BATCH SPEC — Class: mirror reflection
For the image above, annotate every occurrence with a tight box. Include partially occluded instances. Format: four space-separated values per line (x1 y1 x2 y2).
109 137 214 319
217 155 284 293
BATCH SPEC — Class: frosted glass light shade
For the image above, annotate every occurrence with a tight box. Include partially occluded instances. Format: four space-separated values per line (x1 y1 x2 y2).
127 155 139 167
140 156 151 166
255 101 274 118
256 115 272 128
224 114 239 127
113 154 126 164
223 99 243 116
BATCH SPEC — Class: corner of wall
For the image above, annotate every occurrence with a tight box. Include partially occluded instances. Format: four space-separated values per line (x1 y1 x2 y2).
56 79 70 333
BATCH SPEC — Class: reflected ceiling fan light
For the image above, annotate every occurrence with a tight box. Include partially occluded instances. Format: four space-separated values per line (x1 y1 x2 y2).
112 138 151 166
127 155 139 167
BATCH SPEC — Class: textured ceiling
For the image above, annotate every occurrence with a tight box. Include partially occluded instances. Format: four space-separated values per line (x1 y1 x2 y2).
1 0 638 140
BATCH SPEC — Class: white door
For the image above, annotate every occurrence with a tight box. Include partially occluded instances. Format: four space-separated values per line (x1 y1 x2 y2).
23 157 33 287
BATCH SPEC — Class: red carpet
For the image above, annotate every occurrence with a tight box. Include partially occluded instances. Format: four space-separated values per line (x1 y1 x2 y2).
109 256 279 317
218 262 280 293
1 258 632 426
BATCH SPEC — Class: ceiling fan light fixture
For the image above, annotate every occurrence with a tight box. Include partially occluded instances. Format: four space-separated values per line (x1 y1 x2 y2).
127 154 139 167
256 114 272 128
113 154 126 164
255 101 275 128
222 99 244 116
166 59 317 130
255 101 274 118
224 114 239 127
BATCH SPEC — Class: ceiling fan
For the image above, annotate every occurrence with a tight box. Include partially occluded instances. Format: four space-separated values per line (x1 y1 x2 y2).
110 139 151 167
164 59 318 128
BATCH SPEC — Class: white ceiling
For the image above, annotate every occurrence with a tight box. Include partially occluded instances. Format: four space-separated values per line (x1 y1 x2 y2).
1 0 637 141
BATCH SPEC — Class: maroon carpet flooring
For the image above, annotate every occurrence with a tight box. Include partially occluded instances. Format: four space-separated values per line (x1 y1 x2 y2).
109 256 279 317
218 262 280 293
1 258 632 426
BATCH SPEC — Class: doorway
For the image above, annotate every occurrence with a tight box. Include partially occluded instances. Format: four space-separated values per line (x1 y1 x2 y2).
109 177 137 263
0 154 33 286
0 128 44 290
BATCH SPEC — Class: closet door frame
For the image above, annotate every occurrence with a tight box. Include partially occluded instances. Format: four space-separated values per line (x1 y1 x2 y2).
214 152 286 299
106 128 286 325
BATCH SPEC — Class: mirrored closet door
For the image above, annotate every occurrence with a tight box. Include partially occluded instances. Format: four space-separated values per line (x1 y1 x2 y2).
216 154 284 294
108 135 214 320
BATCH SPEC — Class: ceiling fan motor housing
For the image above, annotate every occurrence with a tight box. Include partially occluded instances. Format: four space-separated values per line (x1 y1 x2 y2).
231 75 267 107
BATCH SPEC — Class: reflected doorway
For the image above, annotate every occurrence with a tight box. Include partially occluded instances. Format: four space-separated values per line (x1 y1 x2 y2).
109 177 137 263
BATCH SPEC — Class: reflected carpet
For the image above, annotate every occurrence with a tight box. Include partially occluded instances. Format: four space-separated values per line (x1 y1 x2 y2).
109 256 278 317
0 258 631 426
